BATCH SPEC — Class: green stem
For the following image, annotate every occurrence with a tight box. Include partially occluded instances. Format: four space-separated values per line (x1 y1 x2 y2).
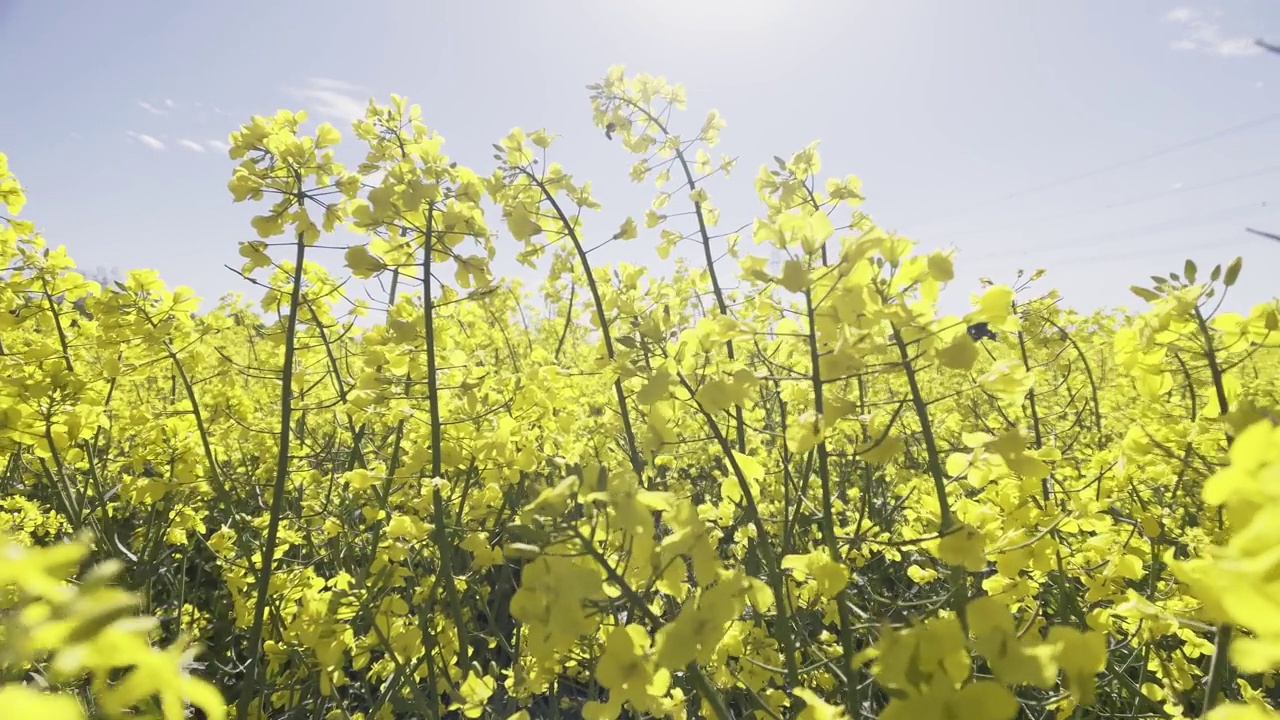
803 285 861 713
1192 304 1235 713
526 169 644 479
236 228 307 720
422 206 471 670
574 528 734 720
1203 625 1233 712
891 324 967 624
678 372 799 684
613 93 745 453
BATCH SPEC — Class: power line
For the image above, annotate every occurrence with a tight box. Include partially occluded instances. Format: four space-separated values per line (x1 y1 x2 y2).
964 233 1261 274
940 164 1280 237
1045 235 1257 269
959 199 1274 263
915 112 1280 228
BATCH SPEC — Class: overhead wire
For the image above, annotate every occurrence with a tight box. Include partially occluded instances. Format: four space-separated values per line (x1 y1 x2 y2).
1047 234 1258 268
940 164 1280 237
958 198 1275 264
956 234 1262 277
913 111 1280 228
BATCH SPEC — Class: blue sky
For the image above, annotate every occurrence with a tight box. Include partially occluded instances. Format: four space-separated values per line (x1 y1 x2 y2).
1 1 1278 316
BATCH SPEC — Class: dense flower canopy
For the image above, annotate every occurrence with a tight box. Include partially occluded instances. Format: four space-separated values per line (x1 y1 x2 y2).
2 68 1280 720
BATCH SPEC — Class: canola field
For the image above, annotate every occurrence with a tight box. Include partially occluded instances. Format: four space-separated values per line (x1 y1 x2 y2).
1 68 1279 720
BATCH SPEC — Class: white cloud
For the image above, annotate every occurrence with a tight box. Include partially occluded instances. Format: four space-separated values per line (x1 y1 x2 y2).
126 131 166 150
138 100 168 115
1164 7 1197 23
1214 38 1262 57
165 98 176 109
287 77 369 123
178 139 206 153
205 139 231 152
305 78 363 92
1163 7 1262 57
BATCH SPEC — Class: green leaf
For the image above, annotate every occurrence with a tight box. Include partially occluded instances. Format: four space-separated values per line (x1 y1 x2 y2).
938 334 979 370
1210 264 1222 282
977 285 1016 322
778 259 810 293
1224 256 1243 287
1184 259 1197 283
1130 286 1160 302
503 543 541 560
315 122 340 148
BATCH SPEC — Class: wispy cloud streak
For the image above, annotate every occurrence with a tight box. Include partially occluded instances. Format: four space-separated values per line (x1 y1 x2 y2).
1164 7 1261 57
138 100 168 115
126 131 166 150
286 77 369 122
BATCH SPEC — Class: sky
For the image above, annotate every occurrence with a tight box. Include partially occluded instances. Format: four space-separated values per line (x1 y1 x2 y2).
1 0 1278 318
